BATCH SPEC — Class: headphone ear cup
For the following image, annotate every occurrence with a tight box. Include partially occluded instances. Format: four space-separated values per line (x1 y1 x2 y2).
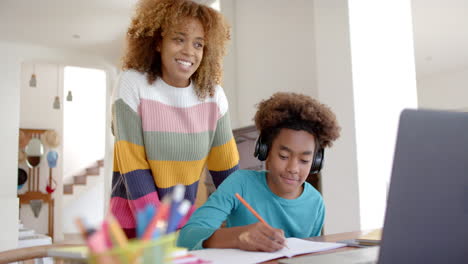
254 136 268 161
310 148 324 174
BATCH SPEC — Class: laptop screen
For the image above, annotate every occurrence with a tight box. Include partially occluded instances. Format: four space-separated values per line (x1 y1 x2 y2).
379 109 468 263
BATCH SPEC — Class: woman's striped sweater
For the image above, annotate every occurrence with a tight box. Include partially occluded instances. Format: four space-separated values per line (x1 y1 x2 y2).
110 70 239 236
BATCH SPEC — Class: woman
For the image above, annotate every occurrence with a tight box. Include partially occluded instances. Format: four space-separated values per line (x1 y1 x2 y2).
110 0 239 238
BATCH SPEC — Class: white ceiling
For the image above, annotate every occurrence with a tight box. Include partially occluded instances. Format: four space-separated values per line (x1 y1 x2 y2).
412 0 468 77
0 0 467 77
0 0 135 63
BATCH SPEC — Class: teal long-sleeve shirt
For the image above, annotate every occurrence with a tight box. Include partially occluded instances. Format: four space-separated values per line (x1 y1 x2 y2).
177 170 325 250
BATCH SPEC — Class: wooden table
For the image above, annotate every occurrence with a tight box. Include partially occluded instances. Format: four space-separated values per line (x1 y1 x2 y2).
0 231 366 264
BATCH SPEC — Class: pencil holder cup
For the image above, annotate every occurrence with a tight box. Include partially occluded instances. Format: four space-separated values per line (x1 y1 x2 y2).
88 233 178 264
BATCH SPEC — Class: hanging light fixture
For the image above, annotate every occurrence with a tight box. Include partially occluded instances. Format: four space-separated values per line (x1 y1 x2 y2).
53 65 61 110
66 90 73 101
29 63 37 87
53 96 61 109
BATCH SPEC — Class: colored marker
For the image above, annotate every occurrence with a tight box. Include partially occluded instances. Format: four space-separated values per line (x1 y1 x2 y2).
177 204 196 229
166 199 191 233
108 214 128 247
167 185 186 233
142 196 171 240
137 204 156 238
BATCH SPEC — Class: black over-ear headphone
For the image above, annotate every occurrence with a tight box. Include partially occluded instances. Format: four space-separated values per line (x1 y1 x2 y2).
254 134 324 174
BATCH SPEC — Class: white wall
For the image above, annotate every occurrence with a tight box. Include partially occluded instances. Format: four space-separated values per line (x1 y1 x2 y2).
313 0 361 234
219 0 239 128
62 177 105 233
231 0 317 127
0 41 20 251
63 66 106 183
417 67 468 110
0 39 117 244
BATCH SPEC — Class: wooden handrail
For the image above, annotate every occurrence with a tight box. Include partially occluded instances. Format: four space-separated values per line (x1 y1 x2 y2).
0 244 80 264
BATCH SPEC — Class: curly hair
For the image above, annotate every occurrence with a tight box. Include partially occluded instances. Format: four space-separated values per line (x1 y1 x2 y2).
254 92 341 148
122 0 230 99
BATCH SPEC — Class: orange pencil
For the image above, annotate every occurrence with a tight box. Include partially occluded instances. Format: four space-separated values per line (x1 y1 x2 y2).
235 193 268 226
235 193 289 249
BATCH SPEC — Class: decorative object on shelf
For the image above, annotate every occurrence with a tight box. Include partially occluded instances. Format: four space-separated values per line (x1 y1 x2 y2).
43 130 60 148
24 138 44 168
46 150 59 194
66 90 73 101
47 150 58 168
18 149 26 163
29 199 43 218
18 168 28 190
18 128 55 238
46 178 57 194
19 130 30 149
53 65 61 110
29 63 37 87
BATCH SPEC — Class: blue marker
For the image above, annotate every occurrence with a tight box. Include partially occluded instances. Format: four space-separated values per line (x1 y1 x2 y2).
166 200 191 233
166 185 185 233
137 204 156 238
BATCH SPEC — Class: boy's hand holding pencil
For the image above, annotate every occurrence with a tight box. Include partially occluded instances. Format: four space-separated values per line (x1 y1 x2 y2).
235 193 288 252
237 222 287 252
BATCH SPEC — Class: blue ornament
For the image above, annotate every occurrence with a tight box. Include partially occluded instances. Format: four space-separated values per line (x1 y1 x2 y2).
47 151 59 168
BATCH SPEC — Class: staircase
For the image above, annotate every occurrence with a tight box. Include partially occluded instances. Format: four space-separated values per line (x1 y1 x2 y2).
63 159 104 195
62 159 106 234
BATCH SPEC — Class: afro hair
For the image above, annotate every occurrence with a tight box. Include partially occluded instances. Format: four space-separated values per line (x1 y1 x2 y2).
254 92 340 148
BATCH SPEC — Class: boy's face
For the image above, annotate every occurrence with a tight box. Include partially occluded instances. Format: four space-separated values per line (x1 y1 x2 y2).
157 17 205 87
265 128 316 199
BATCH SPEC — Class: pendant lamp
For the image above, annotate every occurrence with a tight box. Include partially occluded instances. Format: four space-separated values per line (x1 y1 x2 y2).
29 63 37 87
53 65 61 110
66 90 73 101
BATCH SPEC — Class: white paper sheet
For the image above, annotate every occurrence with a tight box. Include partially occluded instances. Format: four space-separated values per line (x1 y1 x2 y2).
190 238 346 264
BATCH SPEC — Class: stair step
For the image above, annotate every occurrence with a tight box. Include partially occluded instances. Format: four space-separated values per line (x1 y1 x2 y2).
63 184 73 194
74 175 87 185
63 158 104 195
86 167 100 176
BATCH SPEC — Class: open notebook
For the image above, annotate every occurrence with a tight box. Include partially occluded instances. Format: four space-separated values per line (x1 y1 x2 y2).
190 238 345 264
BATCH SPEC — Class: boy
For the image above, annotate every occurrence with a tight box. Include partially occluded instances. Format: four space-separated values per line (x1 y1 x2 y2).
177 92 340 252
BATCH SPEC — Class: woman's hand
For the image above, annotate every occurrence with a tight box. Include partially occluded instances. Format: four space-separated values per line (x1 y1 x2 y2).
237 222 286 252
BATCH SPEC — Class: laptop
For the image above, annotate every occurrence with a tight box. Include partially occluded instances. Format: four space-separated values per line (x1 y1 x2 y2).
281 109 468 264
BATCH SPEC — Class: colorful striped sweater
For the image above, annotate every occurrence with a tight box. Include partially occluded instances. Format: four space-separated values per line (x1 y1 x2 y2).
110 70 239 236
